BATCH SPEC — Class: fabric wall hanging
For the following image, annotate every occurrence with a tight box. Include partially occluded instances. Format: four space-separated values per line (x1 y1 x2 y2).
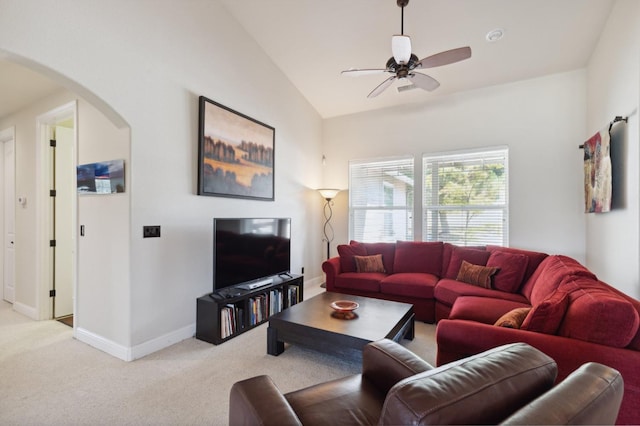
583 129 612 213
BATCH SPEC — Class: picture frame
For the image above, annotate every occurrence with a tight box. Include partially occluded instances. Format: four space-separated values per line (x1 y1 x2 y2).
198 96 275 200
77 159 125 194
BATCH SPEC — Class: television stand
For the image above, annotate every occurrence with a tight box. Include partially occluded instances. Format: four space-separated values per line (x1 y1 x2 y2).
196 274 303 345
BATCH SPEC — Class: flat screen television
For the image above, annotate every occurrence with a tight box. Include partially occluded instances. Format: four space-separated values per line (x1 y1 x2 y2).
213 218 291 292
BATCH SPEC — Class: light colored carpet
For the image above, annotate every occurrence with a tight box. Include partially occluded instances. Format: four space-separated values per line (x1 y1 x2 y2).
0 284 436 425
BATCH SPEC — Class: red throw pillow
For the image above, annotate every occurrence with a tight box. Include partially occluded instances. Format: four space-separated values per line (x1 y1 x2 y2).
445 247 490 279
521 290 569 334
337 242 366 273
456 261 498 289
486 251 529 293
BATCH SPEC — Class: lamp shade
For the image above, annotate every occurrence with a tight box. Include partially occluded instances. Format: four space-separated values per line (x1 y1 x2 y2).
392 35 412 64
318 188 341 200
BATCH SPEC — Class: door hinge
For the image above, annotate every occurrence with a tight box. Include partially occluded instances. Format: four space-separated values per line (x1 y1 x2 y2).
49 289 56 297
49 240 56 247
50 139 56 147
50 189 57 197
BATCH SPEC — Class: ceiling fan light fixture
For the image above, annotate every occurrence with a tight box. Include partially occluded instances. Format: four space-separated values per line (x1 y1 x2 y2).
392 35 411 64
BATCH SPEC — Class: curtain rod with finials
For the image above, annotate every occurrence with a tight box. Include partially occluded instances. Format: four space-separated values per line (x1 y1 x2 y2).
579 115 628 149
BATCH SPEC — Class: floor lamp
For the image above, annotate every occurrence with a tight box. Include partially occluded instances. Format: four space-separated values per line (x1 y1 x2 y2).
318 189 340 287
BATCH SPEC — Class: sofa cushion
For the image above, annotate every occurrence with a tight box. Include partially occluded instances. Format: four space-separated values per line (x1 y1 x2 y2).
354 254 386 273
456 261 498 289
337 242 367 273
393 241 443 275
434 278 529 308
558 278 640 348
486 250 529 293
494 307 532 328
444 247 490 279
334 272 384 293
441 243 486 278
380 273 438 299
487 246 548 298
449 296 531 324
362 242 396 274
521 290 569 334
527 255 596 306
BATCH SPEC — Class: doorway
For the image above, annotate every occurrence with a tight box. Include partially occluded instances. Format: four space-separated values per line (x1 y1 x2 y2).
36 102 77 323
0 126 16 304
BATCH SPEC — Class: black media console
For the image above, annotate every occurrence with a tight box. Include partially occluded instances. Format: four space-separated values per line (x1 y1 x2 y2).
196 274 304 345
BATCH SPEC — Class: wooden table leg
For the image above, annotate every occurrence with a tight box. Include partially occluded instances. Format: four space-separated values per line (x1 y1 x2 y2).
267 326 284 356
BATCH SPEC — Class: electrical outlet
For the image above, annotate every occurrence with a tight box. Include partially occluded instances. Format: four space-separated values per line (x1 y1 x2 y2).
143 225 161 238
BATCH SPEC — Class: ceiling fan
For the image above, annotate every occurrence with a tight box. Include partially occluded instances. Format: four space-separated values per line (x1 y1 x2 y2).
342 0 472 98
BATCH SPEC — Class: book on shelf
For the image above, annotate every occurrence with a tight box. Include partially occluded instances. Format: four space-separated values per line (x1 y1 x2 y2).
221 303 244 338
287 285 300 306
249 294 269 325
269 289 283 315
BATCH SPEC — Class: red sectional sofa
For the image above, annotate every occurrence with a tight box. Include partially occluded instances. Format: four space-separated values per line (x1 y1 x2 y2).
322 240 640 425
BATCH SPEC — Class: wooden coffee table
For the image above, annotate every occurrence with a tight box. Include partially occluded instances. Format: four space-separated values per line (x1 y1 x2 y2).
267 292 415 360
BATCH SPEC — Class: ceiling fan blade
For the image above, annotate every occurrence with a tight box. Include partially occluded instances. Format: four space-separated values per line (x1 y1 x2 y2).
368 76 396 98
341 68 388 77
408 72 440 92
417 46 472 69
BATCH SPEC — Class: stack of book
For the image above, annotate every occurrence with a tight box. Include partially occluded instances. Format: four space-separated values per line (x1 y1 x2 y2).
269 289 283 315
220 304 244 339
287 286 300 306
249 294 268 326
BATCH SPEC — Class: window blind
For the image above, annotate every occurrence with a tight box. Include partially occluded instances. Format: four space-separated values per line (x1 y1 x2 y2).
423 148 508 246
349 156 414 242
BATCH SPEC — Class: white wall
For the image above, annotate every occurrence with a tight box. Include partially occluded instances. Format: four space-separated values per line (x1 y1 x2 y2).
76 100 131 350
324 70 588 261
0 0 325 359
586 0 640 298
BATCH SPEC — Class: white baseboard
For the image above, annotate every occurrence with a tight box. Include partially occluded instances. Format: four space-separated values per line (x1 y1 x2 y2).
74 274 325 362
304 275 324 288
76 323 197 362
130 323 196 360
13 301 38 319
75 327 132 361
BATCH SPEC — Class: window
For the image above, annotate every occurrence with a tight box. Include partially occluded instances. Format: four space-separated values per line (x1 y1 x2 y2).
349 157 414 243
423 148 508 246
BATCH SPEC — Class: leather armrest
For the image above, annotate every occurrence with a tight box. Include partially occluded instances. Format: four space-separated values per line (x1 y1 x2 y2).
362 339 433 394
500 362 624 425
229 375 302 426
381 343 557 425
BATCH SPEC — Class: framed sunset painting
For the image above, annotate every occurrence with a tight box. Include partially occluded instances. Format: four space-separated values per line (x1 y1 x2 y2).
197 96 275 201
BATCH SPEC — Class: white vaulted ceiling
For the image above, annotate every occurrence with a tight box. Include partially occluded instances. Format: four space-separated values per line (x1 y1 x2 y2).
220 0 614 118
1 0 615 120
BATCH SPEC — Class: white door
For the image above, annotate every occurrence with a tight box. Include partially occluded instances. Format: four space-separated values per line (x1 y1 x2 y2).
53 125 74 318
3 135 15 303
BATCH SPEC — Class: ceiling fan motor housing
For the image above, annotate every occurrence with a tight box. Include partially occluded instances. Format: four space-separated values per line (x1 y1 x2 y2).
386 54 419 78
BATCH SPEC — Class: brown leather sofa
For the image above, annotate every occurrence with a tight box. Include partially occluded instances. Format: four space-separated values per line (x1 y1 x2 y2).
229 339 623 425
